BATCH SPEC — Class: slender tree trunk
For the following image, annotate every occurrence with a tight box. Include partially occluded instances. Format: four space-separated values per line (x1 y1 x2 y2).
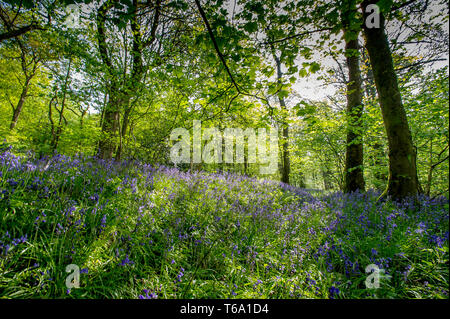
99 93 108 129
362 49 377 100
51 58 72 151
219 121 225 173
343 25 365 193
10 77 30 130
9 40 39 130
362 1 420 199
281 125 290 184
273 54 290 184
244 149 248 175
298 171 306 188
425 137 433 196
48 96 56 138
322 168 332 190
80 108 87 128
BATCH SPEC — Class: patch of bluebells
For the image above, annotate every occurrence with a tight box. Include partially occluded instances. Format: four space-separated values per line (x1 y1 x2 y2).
174 267 185 283
329 286 340 299
0 233 28 256
0 146 448 299
119 255 135 266
139 289 158 299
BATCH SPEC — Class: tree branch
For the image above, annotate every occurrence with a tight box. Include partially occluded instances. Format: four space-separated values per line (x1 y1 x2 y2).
193 0 269 110
142 0 161 48
194 0 241 94
0 23 39 42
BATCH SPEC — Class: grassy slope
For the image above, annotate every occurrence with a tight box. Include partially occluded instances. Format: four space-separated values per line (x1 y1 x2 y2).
0 149 448 299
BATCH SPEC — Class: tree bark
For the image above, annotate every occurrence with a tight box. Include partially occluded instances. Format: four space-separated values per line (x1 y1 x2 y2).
96 1 119 160
244 148 248 175
425 137 433 196
273 53 290 184
342 5 365 193
362 0 420 199
48 96 56 138
96 1 114 159
115 96 132 160
10 77 30 130
98 92 122 160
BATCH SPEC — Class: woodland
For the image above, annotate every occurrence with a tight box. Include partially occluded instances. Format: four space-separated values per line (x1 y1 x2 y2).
0 0 448 299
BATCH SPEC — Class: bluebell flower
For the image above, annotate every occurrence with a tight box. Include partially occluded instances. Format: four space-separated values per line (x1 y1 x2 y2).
329 286 340 298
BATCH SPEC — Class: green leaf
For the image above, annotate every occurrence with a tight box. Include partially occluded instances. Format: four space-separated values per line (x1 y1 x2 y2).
299 68 308 78
309 62 320 73
243 22 258 33
278 89 289 99
376 0 394 13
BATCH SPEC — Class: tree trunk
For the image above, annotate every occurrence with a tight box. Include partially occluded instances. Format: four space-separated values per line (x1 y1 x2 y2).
51 58 72 151
10 39 39 130
273 54 290 184
362 0 420 199
96 1 119 160
343 26 365 193
98 96 120 160
362 49 377 100
10 77 30 130
281 126 290 184
96 0 153 160
425 137 433 196
48 96 56 139
80 108 87 128
322 168 332 190
244 149 248 175
115 97 132 160
298 171 306 188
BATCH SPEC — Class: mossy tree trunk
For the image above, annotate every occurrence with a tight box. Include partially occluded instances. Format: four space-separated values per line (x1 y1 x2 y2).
362 0 420 199
273 53 290 185
342 1 365 193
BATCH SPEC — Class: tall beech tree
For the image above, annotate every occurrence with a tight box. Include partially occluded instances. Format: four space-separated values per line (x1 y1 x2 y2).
362 0 420 199
273 51 291 184
96 0 161 159
341 0 365 193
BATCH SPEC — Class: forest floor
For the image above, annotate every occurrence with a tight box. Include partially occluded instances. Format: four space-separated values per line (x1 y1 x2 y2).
0 147 448 299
